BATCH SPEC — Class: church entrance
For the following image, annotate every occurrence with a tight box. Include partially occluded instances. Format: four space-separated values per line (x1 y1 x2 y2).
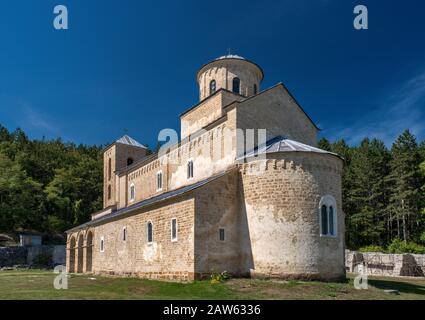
86 232 93 273
77 234 84 273
69 236 76 273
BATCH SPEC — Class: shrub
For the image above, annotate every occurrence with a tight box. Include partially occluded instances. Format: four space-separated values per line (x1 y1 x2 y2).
358 245 385 253
387 238 425 254
33 253 53 267
210 271 231 284
420 232 425 244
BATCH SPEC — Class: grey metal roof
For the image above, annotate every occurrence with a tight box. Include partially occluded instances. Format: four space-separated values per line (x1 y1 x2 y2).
215 54 245 61
66 168 234 233
116 135 147 149
239 136 339 159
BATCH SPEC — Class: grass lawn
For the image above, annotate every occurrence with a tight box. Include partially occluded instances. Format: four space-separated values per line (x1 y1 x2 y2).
0 269 424 300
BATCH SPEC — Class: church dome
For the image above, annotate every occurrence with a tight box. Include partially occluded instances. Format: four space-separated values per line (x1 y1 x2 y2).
196 54 264 101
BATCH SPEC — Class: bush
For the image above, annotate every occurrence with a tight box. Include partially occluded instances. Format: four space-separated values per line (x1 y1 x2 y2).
358 245 385 253
387 238 425 254
32 253 53 267
210 271 231 284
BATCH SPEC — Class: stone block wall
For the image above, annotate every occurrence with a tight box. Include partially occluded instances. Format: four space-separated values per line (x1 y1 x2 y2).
346 250 425 278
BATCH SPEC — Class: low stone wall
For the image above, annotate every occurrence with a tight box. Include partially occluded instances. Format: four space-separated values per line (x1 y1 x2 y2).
0 247 27 267
346 250 425 278
0 245 66 268
27 245 66 266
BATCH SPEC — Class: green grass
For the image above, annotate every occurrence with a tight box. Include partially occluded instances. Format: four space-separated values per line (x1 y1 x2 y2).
0 269 424 300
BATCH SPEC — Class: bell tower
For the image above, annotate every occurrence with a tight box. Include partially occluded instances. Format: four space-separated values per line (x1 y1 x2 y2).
103 135 147 209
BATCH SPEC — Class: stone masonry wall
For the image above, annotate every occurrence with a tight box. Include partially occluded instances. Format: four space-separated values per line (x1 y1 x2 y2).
68 196 196 281
194 170 241 276
238 153 345 280
235 84 318 147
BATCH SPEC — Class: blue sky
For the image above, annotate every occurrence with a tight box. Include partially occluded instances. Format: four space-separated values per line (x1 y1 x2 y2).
0 0 424 148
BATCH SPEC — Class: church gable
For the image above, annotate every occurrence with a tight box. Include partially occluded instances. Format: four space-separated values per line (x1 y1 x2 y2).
234 84 319 146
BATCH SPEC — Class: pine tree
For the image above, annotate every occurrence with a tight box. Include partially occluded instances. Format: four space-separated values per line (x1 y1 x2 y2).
347 138 390 247
388 130 422 242
318 138 331 151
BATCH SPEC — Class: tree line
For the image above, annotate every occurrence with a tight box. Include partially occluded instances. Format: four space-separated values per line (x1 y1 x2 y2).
0 124 424 250
0 125 103 243
319 130 425 252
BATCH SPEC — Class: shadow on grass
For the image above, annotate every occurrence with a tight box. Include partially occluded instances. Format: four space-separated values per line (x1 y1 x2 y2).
368 279 425 295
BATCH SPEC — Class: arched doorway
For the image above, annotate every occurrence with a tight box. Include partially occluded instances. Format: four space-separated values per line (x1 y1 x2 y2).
86 231 93 273
77 234 84 273
69 236 76 273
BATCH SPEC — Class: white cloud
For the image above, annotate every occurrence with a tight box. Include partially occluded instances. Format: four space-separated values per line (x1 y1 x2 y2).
0 96 57 134
323 71 425 146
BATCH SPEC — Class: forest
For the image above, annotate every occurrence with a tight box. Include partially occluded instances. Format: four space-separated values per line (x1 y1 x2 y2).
0 124 424 252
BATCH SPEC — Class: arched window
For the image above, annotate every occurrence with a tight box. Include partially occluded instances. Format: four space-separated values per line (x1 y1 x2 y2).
107 185 111 200
156 171 163 191
253 84 258 95
122 227 127 241
129 184 135 201
100 236 105 252
210 80 216 95
321 205 328 235
108 158 112 181
319 196 337 237
187 160 194 179
127 158 134 166
232 77 240 94
147 221 153 243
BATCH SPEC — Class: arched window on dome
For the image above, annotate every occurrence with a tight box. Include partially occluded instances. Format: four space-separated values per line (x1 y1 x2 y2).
209 80 216 95
232 77 240 94
254 84 258 95
319 195 337 237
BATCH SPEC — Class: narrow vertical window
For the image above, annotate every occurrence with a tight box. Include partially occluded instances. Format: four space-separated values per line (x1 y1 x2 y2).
232 77 240 94
171 218 177 242
100 237 104 252
129 184 135 201
253 84 258 95
187 160 194 179
328 206 334 236
321 205 328 236
209 80 216 95
108 158 112 181
219 228 225 241
319 195 337 237
156 171 163 191
107 185 111 200
147 222 153 243
123 227 127 241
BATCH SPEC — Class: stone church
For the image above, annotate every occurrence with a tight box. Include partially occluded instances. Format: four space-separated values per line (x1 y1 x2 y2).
66 55 345 281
